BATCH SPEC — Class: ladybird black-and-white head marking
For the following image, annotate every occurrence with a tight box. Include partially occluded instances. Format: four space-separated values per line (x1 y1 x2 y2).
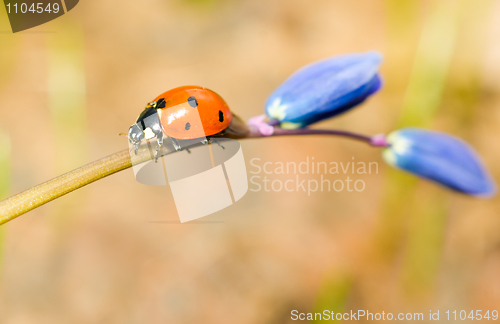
128 101 163 155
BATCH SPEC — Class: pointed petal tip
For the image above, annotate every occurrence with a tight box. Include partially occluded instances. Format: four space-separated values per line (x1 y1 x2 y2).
470 181 497 199
363 50 383 64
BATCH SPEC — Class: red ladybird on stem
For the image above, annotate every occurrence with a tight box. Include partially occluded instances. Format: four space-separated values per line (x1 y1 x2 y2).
128 86 248 161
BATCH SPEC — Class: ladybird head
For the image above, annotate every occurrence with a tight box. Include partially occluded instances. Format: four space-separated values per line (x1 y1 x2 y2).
129 103 164 154
128 123 145 147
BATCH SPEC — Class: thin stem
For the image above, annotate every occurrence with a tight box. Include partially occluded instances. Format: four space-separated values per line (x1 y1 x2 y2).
0 150 133 225
0 126 385 225
247 126 375 143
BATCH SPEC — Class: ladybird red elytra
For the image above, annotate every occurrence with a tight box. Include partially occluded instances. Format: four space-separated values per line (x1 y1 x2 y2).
128 85 247 161
154 85 232 140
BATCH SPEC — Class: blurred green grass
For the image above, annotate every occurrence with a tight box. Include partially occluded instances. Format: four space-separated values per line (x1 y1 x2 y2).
378 0 461 299
46 19 87 173
0 133 11 268
378 0 488 298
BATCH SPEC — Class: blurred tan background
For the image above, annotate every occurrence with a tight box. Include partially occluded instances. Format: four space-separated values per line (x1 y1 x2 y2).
0 0 500 323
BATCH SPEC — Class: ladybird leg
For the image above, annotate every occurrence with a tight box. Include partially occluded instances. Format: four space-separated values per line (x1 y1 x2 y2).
213 139 225 150
154 132 164 162
170 138 191 153
171 138 182 151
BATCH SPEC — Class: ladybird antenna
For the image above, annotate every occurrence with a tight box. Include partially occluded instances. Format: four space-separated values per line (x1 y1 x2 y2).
118 133 127 136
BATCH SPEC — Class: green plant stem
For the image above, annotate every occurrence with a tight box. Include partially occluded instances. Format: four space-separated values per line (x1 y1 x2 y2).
0 126 385 226
0 149 132 225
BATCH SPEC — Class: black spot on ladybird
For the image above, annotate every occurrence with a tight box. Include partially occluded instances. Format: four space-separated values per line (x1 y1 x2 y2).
219 110 224 122
185 122 191 130
156 98 166 109
187 96 198 108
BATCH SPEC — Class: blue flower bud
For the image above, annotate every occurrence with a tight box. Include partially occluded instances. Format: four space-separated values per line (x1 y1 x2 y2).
265 51 383 129
383 128 496 197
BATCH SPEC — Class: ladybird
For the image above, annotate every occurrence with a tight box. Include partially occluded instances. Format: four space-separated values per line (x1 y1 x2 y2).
128 86 248 160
